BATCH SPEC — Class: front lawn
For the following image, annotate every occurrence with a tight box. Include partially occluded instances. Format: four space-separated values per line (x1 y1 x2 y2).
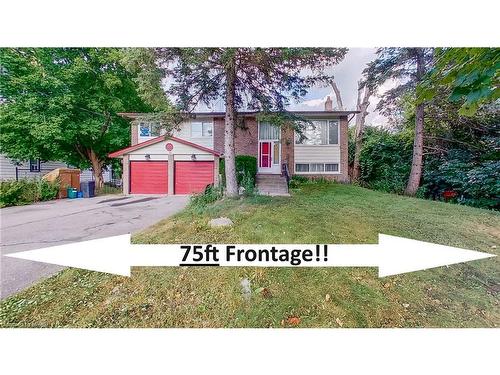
1 182 499 328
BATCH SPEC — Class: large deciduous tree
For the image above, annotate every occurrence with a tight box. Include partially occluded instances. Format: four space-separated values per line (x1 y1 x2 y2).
0 48 157 187
365 48 434 195
419 47 500 116
145 48 347 197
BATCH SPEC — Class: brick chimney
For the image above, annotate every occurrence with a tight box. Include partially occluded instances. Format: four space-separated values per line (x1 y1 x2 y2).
325 96 333 111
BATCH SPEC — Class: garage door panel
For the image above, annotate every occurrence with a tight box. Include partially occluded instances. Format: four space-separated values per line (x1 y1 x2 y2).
175 161 214 194
130 161 168 194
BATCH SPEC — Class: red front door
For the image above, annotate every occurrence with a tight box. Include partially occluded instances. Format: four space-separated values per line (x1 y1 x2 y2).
260 141 271 168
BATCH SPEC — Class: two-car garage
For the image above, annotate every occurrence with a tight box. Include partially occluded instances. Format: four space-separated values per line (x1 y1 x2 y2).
109 136 220 195
129 160 215 195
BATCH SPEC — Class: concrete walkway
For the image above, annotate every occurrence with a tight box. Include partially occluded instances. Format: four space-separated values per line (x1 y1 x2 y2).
0 194 189 299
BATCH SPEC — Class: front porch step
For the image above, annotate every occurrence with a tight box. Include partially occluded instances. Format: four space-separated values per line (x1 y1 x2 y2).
256 174 289 196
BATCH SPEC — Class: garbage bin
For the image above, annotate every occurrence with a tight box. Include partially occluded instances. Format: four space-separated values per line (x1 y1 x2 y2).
80 181 96 198
67 187 78 199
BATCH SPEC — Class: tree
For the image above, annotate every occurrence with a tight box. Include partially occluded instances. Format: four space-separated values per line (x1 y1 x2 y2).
419 48 500 116
328 78 344 110
365 48 434 195
352 79 374 181
0 48 156 187
147 48 347 197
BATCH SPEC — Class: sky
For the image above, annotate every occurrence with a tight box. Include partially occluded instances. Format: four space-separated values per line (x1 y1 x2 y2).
198 48 388 126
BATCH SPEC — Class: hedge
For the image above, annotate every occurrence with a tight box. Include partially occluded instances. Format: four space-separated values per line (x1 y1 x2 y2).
219 155 257 186
0 179 60 208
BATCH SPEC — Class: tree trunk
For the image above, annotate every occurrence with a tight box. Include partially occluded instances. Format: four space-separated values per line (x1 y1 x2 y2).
224 52 238 198
88 149 104 189
404 49 425 196
330 79 343 110
352 81 371 181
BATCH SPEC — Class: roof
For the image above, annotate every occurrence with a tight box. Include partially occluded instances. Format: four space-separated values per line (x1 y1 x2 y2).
108 135 221 158
117 110 359 120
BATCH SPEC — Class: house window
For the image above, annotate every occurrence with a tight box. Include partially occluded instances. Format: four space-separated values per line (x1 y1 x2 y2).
325 163 339 172
295 163 309 172
295 162 340 173
191 122 213 138
295 120 339 145
29 159 41 172
259 122 280 140
139 122 160 137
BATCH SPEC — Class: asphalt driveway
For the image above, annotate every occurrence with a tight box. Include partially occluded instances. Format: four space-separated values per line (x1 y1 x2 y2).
0 194 189 299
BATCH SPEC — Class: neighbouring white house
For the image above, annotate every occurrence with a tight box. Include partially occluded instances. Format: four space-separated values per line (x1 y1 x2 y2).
0 154 113 183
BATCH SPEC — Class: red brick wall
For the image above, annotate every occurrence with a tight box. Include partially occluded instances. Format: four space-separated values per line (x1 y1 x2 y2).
213 116 258 157
235 117 258 156
213 117 225 154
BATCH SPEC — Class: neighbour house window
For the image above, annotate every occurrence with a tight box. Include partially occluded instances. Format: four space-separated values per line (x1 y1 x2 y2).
29 159 41 172
139 122 161 137
295 162 339 173
295 120 339 145
191 122 213 137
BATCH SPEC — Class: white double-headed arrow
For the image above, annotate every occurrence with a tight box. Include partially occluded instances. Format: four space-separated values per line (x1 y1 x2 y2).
5 234 495 277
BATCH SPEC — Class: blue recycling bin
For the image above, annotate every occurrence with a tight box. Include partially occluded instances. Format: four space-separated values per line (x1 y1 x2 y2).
80 181 96 198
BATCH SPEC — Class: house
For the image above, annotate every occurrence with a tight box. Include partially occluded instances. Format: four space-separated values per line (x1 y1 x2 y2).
109 97 357 195
0 154 113 183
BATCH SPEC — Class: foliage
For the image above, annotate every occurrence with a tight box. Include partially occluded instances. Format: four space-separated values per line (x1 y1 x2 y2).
155 48 347 114
219 155 257 187
419 48 500 116
364 48 434 116
0 179 59 207
420 153 500 209
0 48 155 184
358 127 413 194
240 171 256 196
189 184 223 211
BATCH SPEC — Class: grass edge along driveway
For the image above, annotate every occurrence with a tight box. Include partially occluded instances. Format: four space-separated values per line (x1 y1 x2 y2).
1 182 499 328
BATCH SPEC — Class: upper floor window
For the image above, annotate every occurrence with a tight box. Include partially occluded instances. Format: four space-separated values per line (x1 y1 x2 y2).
191 121 213 138
139 122 161 137
295 120 339 145
29 159 41 172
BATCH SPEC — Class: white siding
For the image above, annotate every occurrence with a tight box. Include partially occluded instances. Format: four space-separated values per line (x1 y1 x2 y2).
0 154 67 181
80 168 112 182
0 154 112 182
294 145 340 163
137 119 214 150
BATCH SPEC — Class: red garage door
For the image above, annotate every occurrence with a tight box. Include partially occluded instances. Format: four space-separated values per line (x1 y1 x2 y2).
175 161 214 194
130 161 168 194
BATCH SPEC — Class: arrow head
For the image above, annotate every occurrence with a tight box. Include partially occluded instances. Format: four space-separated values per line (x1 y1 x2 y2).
5 235 132 277
377 234 495 277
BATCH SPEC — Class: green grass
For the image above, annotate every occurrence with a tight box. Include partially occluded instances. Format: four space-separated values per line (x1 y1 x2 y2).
1 182 499 328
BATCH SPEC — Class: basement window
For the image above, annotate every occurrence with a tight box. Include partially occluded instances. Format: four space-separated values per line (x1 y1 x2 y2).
295 162 340 173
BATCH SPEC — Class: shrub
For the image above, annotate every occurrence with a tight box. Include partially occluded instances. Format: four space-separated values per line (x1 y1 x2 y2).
0 179 60 207
189 184 223 210
240 170 256 196
219 155 257 187
421 154 500 209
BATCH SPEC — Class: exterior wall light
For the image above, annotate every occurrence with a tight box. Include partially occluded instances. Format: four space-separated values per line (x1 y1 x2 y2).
145 154 151 161
191 154 197 161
